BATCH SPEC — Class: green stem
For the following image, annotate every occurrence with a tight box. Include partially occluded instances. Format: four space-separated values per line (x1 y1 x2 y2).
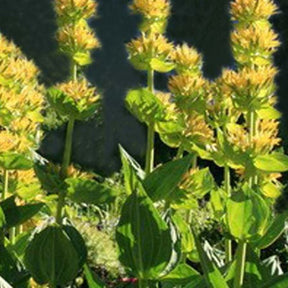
145 68 155 175
2 169 8 201
138 279 148 288
56 117 75 224
73 61 77 81
224 164 232 263
176 145 184 159
233 241 247 288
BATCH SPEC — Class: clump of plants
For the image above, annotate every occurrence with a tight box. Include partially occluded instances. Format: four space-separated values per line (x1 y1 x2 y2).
0 0 288 288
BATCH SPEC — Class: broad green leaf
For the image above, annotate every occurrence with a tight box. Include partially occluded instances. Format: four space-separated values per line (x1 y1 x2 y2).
172 213 194 253
0 196 44 229
225 184 270 242
143 154 193 202
209 189 225 220
125 88 166 125
0 153 33 170
116 173 174 279
252 211 288 250
84 264 105 288
119 145 145 195
150 58 175 72
160 263 202 286
192 230 229 288
259 273 288 288
225 245 270 287
66 178 117 205
254 153 288 173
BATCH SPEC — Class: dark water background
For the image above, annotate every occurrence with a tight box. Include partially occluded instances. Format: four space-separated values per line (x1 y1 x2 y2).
0 0 287 180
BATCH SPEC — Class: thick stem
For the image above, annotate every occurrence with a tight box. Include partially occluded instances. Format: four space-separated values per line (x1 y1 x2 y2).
145 68 155 175
233 241 247 288
56 117 75 224
176 145 184 159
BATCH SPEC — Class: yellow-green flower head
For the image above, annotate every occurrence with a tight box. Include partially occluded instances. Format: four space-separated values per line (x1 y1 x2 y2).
227 119 280 155
57 21 100 55
172 44 203 75
231 0 278 25
168 73 206 113
0 34 44 154
221 66 277 111
47 78 100 120
130 0 170 33
184 113 214 148
231 25 280 67
127 33 174 71
55 0 97 24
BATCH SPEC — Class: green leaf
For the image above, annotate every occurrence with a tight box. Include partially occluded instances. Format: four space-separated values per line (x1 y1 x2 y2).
225 245 270 287
119 145 145 195
73 52 92 66
116 172 175 279
225 184 270 242
160 263 202 286
192 230 229 288
66 178 117 205
83 264 105 288
172 213 194 253
252 211 288 250
125 88 166 125
254 153 288 173
143 154 193 202
6 232 30 260
0 197 44 229
150 58 175 73
0 153 33 170
258 273 288 288
0 206 5 229
257 106 281 120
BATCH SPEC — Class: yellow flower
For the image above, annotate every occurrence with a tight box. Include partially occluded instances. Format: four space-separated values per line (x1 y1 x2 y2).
168 74 206 98
221 66 277 110
127 33 173 60
171 44 203 75
55 0 97 21
0 58 39 84
130 0 170 20
57 22 100 54
0 34 20 57
231 0 278 23
56 78 99 105
232 25 280 66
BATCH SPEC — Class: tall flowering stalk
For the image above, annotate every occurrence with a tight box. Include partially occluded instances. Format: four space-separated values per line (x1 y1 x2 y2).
0 34 44 244
47 0 101 224
126 0 174 175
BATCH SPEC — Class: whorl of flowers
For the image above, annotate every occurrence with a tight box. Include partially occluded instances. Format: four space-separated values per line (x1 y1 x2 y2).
130 0 171 33
127 33 173 71
171 44 203 75
0 34 44 155
54 0 100 66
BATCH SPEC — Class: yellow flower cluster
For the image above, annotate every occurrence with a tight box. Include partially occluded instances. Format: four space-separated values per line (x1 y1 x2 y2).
222 66 277 111
55 0 97 23
171 44 203 75
56 79 100 109
0 34 44 155
231 0 278 25
227 119 280 155
231 25 280 66
130 0 171 33
54 0 100 66
127 33 173 70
